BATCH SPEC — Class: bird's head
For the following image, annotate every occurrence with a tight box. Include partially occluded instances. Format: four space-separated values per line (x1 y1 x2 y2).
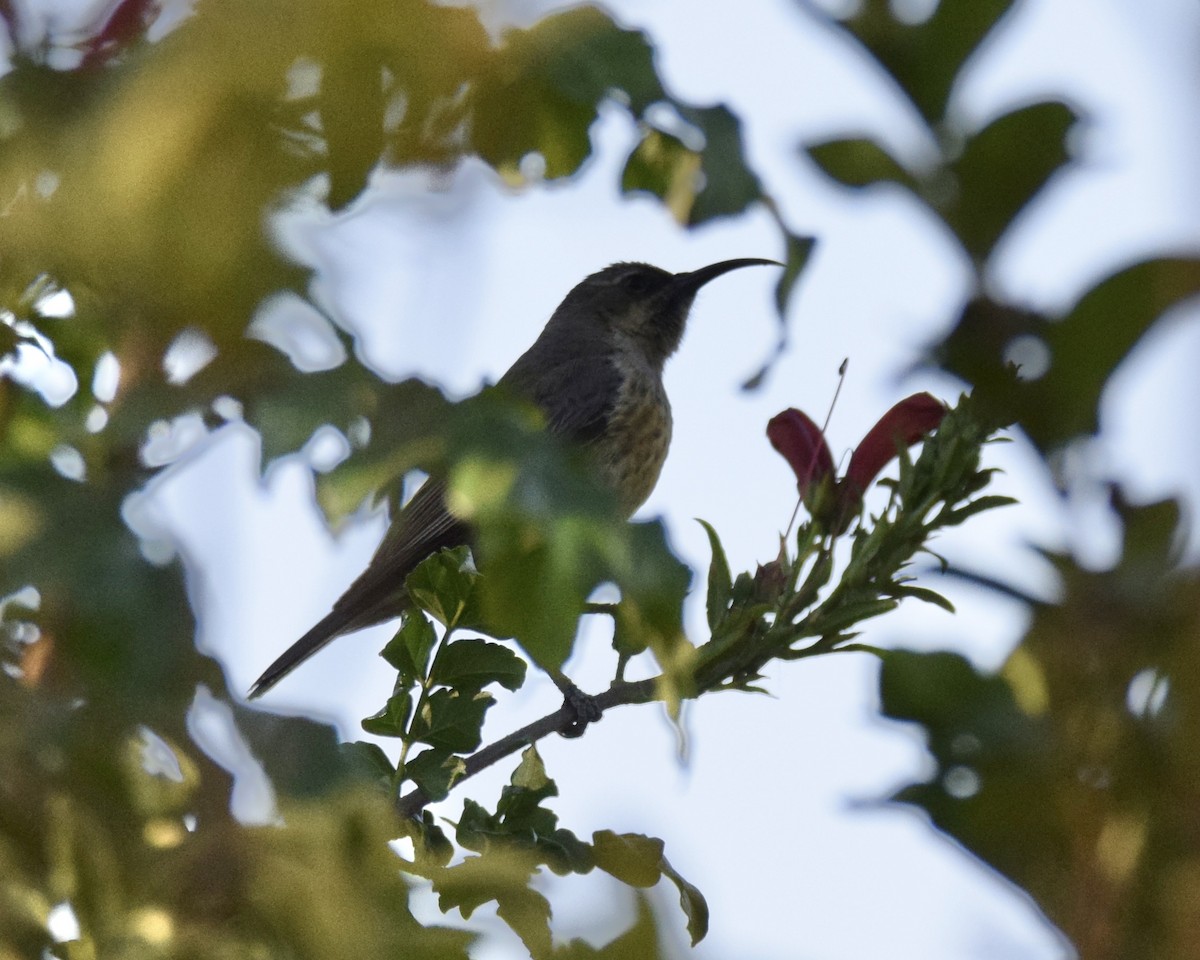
551 258 780 368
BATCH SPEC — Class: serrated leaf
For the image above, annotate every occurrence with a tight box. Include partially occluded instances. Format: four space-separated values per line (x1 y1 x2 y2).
405 546 485 632
360 689 413 738
432 638 526 693
592 830 664 888
410 688 492 753
661 857 709 945
381 612 437 680
403 749 466 802
696 519 732 631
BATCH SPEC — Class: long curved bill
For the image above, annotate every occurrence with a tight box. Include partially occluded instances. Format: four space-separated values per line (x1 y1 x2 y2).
670 257 782 297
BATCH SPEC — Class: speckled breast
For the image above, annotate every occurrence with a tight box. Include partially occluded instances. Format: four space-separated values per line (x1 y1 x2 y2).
596 361 673 517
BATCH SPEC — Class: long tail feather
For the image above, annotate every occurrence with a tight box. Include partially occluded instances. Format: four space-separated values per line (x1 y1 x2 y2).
247 608 357 699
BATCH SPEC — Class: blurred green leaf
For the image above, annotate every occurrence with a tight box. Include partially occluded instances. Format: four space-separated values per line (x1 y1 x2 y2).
806 136 917 190
621 126 701 223
472 7 662 181
697 519 732 631
679 104 763 225
592 830 664 887
831 0 1017 125
433 851 550 959
942 101 1079 260
555 897 665 959
662 857 710 946
940 258 1200 451
884 496 1200 957
432 638 526 693
774 228 817 318
320 53 386 210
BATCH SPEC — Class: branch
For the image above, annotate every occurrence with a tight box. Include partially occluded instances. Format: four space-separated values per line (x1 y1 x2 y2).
395 676 658 818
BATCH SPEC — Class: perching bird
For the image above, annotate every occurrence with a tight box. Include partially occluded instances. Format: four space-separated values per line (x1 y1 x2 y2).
249 258 778 700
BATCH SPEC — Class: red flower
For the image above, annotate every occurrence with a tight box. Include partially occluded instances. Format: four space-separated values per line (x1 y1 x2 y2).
844 393 946 498
769 393 946 527
767 409 834 501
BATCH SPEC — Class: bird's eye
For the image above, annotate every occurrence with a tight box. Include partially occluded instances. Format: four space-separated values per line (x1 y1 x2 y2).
622 272 657 295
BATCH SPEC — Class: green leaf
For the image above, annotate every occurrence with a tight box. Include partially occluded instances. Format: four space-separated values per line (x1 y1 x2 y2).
496 886 553 960
509 743 552 794
774 228 817 318
405 546 485 632
941 102 1079 260
621 126 701 224
806 137 917 191
662 857 709 946
618 522 695 712
696 519 732 631
360 689 413 738
338 740 396 784
403 748 466 802
833 0 1018 125
432 638 527 693
320 51 386 210
890 584 955 613
410 688 493 753
678 104 762 224
471 7 663 181
940 259 1200 451
433 850 539 918
555 898 666 959
592 830 664 888
810 597 898 636
939 494 1018 527
380 612 437 681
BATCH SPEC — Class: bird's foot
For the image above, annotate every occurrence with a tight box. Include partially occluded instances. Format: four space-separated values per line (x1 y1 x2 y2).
552 671 602 738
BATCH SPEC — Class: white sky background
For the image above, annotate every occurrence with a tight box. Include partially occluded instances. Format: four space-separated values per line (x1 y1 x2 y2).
13 0 1198 957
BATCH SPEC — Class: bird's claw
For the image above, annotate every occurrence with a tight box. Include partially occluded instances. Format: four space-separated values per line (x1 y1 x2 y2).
559 683 602 738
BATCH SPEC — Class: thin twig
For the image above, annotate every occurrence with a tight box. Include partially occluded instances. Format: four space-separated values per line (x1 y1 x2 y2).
395 676 658 818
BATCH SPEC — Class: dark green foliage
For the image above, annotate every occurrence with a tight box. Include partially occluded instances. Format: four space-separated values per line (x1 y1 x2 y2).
2 0 1194 956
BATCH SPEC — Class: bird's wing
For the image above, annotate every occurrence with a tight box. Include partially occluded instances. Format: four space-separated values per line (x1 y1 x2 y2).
507 351 621 444
248 476 468 698
339 476 467 616
251 353 619 698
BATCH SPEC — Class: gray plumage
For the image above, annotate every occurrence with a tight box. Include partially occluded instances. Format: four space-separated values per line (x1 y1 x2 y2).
248 258 776 698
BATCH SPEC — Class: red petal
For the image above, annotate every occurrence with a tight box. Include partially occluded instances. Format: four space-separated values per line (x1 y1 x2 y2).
767 409 835 498
79 0 155 69
844 393 946 496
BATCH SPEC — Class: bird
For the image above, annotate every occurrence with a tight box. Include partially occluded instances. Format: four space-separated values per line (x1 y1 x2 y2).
248 257 778 701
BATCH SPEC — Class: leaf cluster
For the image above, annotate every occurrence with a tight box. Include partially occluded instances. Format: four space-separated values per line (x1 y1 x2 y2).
804 5 1200 956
